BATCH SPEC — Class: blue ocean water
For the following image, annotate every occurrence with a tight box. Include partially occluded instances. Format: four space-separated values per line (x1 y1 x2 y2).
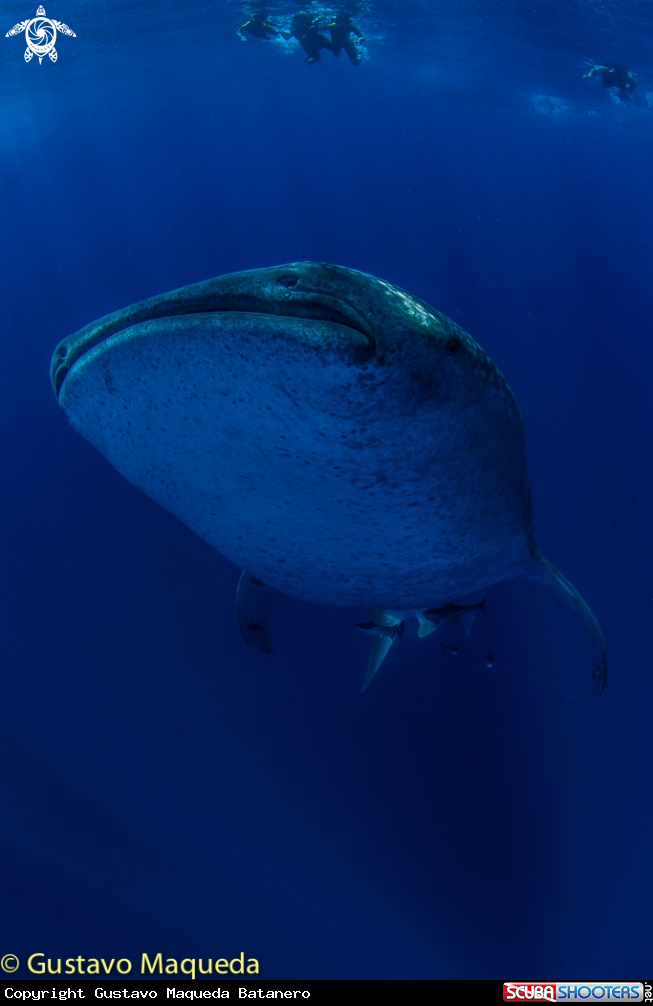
1 0 653 981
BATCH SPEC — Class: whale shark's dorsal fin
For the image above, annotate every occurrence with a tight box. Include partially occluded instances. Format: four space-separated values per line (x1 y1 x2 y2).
360 608 403 691
236 571 280 655
522 551 607 695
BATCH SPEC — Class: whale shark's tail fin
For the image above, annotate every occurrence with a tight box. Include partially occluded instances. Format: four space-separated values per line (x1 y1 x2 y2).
522 551 607 695
360 608 403 691
236 571 281 655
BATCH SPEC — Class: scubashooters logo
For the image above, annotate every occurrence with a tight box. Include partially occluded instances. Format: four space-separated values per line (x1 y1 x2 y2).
5 6 76 64
503 985 645 1002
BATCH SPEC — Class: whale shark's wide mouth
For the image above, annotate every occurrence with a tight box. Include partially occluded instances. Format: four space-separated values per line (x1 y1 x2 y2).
51 265 375 401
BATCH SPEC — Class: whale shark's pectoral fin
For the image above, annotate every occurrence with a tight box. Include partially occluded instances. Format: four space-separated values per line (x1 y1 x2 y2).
524 552 607 695
361 636 394 692
360 608 402 692
236 571 281 655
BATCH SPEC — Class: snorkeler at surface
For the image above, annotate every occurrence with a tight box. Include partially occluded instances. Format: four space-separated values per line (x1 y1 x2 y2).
583 64 636 99
282 11 332 64
326 12 365 66
237 9 279 41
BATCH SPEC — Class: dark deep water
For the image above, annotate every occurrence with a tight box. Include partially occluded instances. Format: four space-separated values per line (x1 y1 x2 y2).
1 0 653 981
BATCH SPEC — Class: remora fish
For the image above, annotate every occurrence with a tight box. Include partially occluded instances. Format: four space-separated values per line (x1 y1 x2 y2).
51 262 607 693
355 620 405 641
423 600 486 635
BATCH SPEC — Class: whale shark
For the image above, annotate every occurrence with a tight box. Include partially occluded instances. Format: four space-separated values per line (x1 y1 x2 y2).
51 262 607 692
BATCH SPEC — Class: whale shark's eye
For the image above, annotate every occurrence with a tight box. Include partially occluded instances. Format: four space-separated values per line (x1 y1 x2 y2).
446 337 461 354
283 276 299 289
